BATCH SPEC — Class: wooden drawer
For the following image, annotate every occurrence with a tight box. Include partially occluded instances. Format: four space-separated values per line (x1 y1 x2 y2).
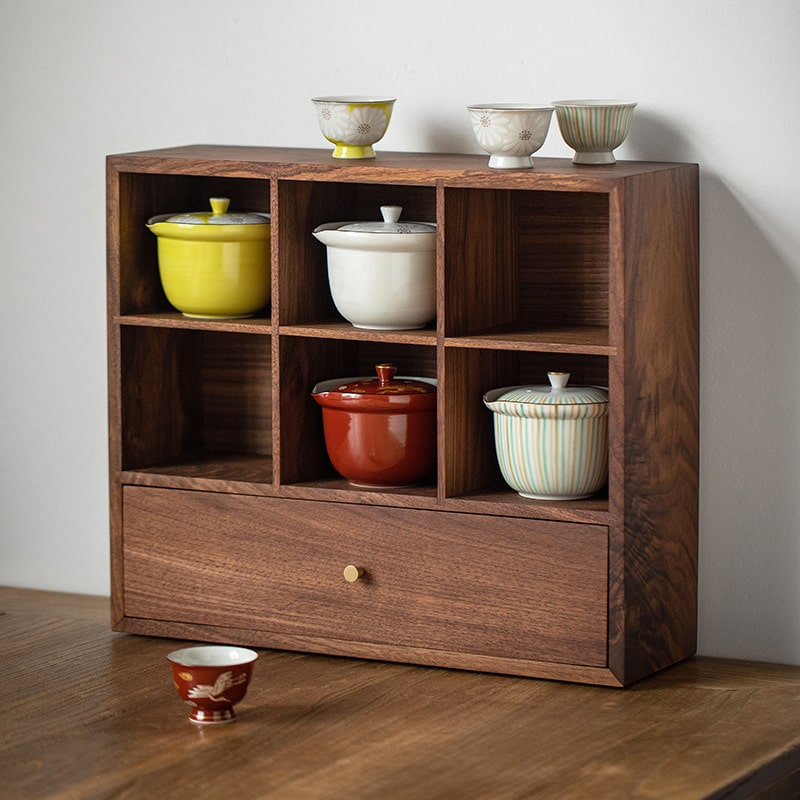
122 486 608 667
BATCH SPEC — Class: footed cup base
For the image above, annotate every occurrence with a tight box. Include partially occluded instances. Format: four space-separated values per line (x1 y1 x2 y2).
572 150 616 165
189 706 235 724
332 144 376 159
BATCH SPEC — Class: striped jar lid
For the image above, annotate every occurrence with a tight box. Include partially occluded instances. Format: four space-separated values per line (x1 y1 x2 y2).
490 372 608 419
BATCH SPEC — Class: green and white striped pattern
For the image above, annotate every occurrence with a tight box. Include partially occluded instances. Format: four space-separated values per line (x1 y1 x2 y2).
553 101 636 160
491 412 608 500
485 378 609 500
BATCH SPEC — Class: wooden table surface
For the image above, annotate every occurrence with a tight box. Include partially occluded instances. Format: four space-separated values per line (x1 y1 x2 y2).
2 587 800 800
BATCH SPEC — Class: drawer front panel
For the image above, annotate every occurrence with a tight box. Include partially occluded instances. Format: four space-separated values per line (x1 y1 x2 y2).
123 487 608 667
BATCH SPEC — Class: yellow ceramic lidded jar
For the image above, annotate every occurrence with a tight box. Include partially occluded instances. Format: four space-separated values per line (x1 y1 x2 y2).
146 197 271 319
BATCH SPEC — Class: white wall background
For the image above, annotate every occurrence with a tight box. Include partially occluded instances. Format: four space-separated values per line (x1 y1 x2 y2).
1 0 799 665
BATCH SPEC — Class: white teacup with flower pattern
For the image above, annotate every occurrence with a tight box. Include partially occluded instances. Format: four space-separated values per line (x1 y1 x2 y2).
312 96 396 159
468 104 554 169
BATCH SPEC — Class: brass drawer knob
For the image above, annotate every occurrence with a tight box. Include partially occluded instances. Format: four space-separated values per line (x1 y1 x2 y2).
343 565 363 583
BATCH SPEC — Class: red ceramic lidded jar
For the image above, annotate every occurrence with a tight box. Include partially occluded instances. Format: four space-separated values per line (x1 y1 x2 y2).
311 363 437 488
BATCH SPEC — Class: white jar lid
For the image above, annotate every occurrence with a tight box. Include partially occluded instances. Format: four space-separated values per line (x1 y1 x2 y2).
162 197 270 226
338 206 436 234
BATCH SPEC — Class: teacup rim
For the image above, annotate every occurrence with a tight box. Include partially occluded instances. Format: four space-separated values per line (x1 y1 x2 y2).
467 103 553 111
312 95 396 105
167 645 258 667
551 99 638 108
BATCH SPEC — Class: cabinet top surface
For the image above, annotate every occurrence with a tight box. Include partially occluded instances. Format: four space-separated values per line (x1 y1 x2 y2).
107 144 697 188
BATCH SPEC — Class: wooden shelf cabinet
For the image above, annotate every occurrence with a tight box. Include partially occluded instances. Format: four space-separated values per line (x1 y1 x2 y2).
107 145 699 686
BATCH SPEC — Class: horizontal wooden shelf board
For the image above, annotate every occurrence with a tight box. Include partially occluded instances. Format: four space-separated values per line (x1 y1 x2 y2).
109 145 692 190
279 322 437 344
120 454 274 494
118 469 609 524
115 317 614 355
116 312 273 333
444 325 615 355
443 490 611 525
119 473 275 496
277 481 440 511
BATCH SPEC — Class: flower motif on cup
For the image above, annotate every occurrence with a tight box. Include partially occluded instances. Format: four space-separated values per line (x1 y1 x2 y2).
341 105 389 145
317 103 388 144
315 101 354 140
471 110 551 156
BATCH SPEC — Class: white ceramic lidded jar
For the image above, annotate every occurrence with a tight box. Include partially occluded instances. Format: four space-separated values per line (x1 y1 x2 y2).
483 372 609 500
312 205 436 330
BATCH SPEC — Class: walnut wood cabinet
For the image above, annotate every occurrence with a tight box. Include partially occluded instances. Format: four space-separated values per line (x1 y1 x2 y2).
107 145 699 686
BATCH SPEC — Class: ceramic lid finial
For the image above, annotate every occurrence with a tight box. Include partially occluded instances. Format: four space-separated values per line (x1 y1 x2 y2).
375 363 397 388
209 197 231 216
380 206 402 223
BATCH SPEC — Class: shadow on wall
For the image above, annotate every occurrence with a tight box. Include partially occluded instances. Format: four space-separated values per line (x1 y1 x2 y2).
629 109 800 664
418 112 479 155
624 110 695 162
696 174 800 664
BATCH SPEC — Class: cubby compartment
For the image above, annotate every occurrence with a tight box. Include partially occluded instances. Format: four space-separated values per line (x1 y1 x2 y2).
119 326 272 485
442 187 609 351
276 335 437 495
276 179 436 328
442 346 609 515
112 171 270 318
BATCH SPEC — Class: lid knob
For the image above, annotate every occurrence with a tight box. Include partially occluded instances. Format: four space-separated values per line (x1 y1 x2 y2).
380 205 402 224
209 197 231 216
548 371 570 391
375 363 397 388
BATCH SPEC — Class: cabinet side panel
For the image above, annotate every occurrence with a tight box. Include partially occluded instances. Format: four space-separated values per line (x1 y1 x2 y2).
615 166 699 683
107 160 124 623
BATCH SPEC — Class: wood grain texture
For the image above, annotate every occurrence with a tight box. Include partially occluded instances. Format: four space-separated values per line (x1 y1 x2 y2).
516 191 609 328
122 487 609 669
119 328 272 470
441 347 514 497
611 165 700 684
3 588 800 800
109 144 692 184
442 187 516 336
107 147 699 686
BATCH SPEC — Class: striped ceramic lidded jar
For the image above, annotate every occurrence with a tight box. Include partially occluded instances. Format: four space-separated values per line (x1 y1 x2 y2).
484 372 609 500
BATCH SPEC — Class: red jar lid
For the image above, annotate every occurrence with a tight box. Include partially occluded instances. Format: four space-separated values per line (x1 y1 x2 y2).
312 364 436 411
334 364 434 395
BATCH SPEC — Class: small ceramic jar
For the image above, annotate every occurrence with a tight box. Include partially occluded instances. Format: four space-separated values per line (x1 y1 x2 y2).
312 206 436 330
147 197 271 319
484 372 609 500
312 363 437 488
